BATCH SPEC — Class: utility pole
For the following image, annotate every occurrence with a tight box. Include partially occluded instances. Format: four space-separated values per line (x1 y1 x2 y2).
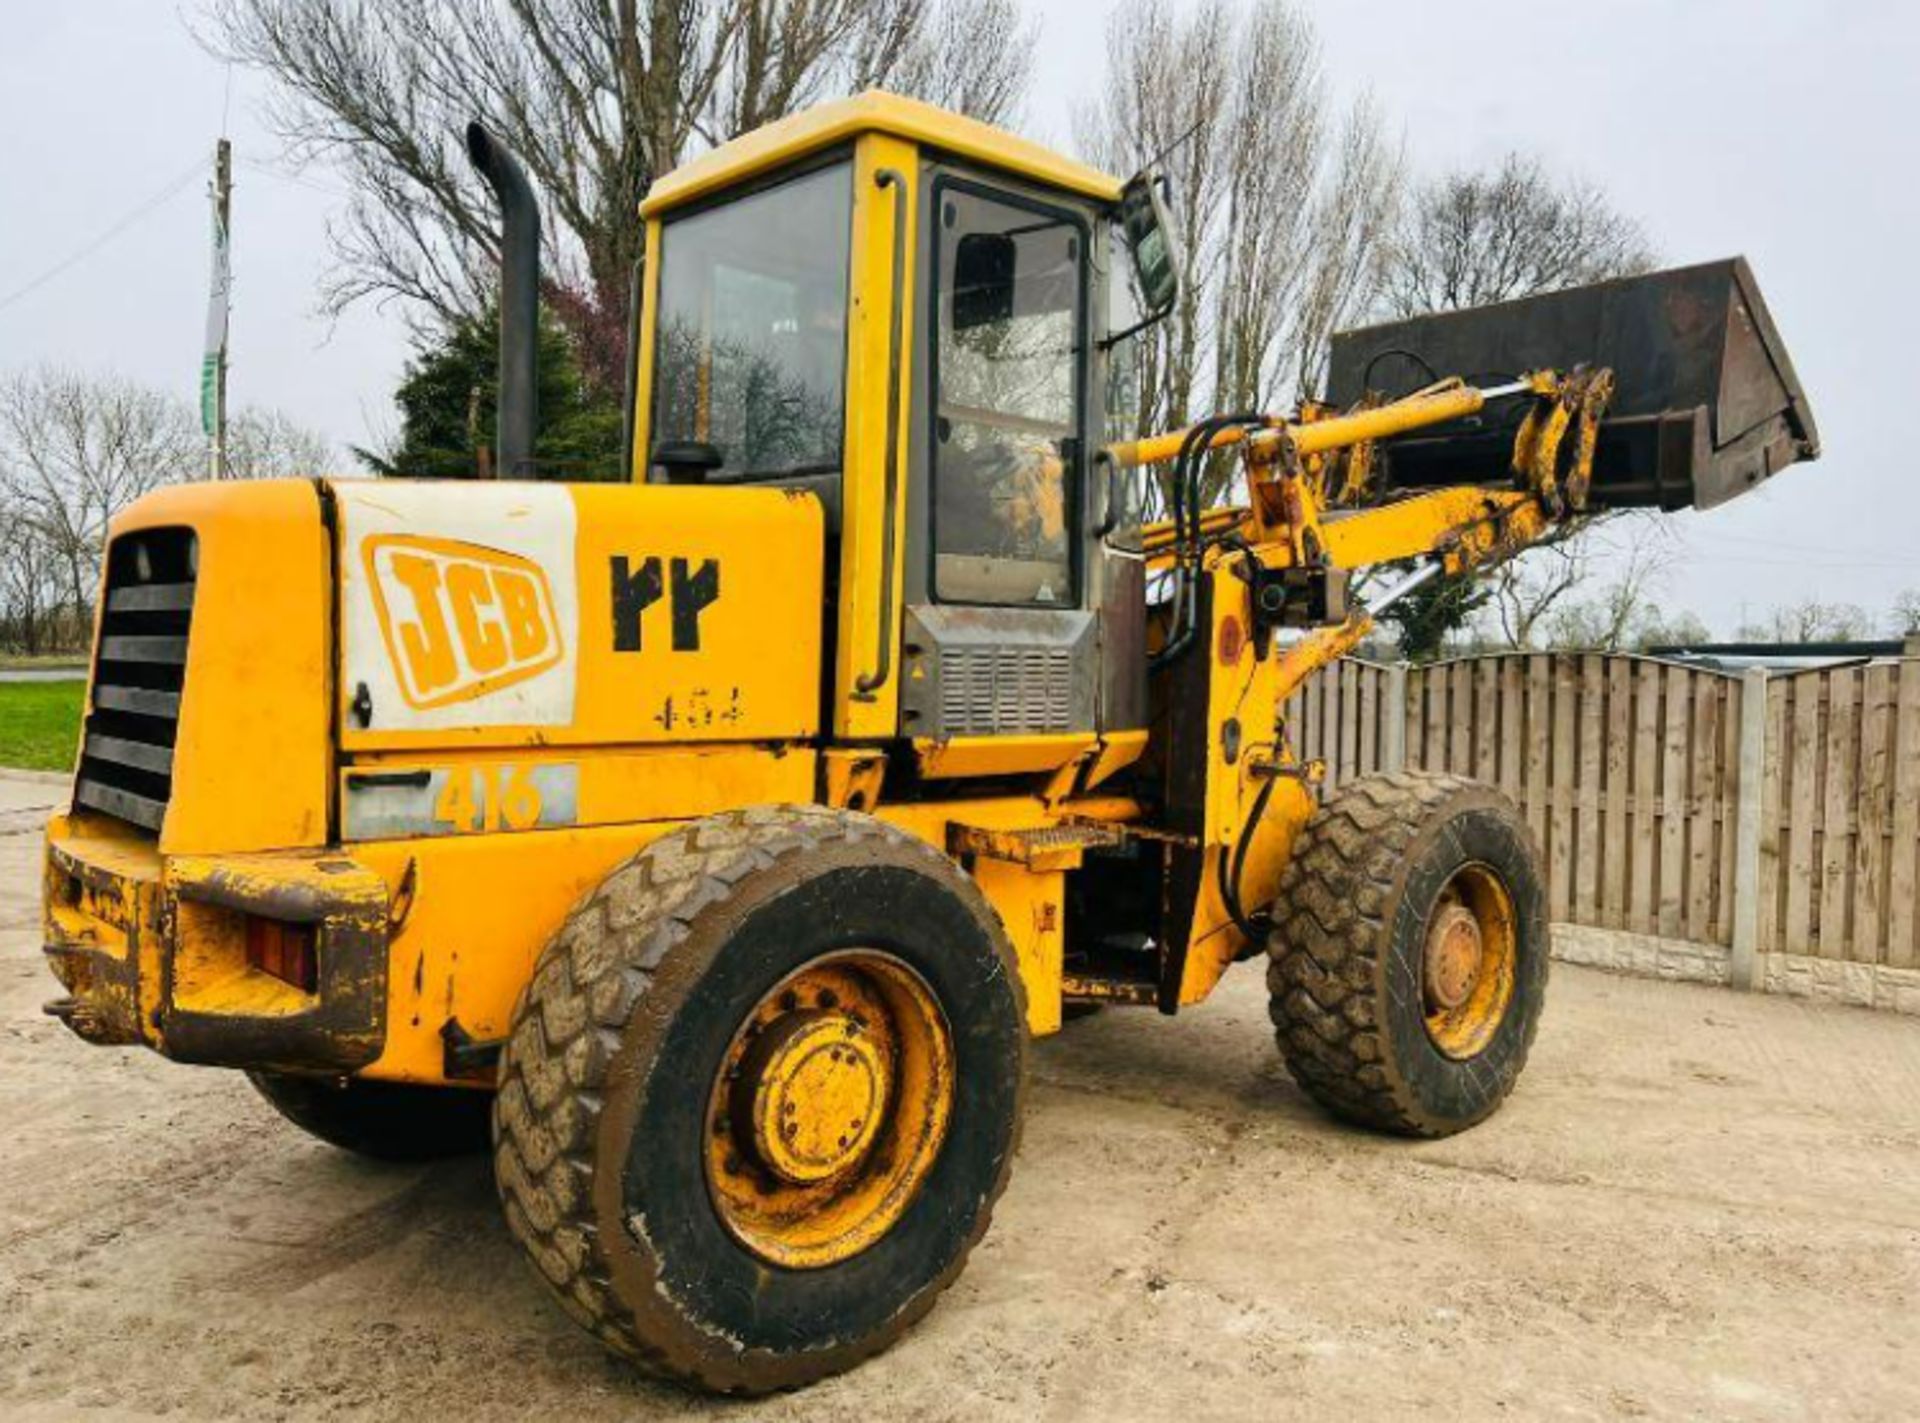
203 137 232 479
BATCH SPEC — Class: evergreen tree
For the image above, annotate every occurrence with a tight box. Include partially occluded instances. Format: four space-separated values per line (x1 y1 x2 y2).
361 314 623 481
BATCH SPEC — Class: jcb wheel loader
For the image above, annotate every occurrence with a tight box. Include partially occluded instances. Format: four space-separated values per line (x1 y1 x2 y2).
40 93 1817 1392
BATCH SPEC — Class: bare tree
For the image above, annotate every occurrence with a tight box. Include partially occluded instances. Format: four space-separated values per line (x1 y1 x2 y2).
1380 152 1657 319
1375 158 1655 655
226 407 337 479
0 368 334 653
207 0 1034 388
1891 590 1920 637
879 0 1034 123
0 368 201 628
1533 523 1680 651
1076 0 1401 515
0 492 66 655
1738 599 1871 644
1491 541 1586 650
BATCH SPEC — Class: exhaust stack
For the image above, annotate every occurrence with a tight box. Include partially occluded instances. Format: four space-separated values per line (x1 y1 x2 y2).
465 121 538 480
1328 258 1819 511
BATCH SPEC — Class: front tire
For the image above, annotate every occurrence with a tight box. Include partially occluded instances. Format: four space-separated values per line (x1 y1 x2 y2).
492 805 1026 1394
1266 772 1548 1138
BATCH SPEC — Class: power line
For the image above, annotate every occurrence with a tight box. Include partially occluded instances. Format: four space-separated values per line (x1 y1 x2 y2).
0 157 209 315
234 157 355 202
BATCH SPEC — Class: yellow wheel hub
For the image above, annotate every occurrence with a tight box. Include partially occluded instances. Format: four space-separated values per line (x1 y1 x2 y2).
1421 864 1518 1061
705 952 953 1270
744 1012 889 1184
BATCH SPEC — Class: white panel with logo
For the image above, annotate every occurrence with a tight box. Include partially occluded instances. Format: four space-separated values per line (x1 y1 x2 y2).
335 482 580 731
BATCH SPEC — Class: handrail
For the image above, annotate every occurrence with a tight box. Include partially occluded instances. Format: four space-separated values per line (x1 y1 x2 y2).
854 166 909 700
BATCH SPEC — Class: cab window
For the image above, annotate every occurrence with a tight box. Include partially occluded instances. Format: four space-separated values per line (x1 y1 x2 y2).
932 185 1085 606
650 162 853 480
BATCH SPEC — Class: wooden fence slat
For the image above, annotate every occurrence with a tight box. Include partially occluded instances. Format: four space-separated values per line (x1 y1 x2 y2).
1575 655 1603 923
1549 657 1576 921
1405 666 1423 773
1451 660 1466 773
1347 661 1365 783
1323 662 1342 773
1357 662 1377 777
1630 661 1661 933
1423 664 1446 771
1890 664 1920 969
1499 659 1524 801
1784 673 1820 955
1603 657 1632 929
1474 659 1499 785
1659 665 1690 938
1718 676 1742 947
1686 673 1718 944
1758 675 1786 958
1820 669 1858 959
1526 657 1551 848
1854 665 1893 964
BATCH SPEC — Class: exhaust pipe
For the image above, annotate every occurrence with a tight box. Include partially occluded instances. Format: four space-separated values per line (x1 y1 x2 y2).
465 121 538 479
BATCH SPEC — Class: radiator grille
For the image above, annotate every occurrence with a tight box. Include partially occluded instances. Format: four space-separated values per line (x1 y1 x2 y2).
72 528 197 835
939 646 1073 734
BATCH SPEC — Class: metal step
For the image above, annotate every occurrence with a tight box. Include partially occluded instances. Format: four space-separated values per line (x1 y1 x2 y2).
948 820 1129 871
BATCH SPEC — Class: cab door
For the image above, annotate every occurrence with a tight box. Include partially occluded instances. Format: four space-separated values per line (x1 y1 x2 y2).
898 170 1124 762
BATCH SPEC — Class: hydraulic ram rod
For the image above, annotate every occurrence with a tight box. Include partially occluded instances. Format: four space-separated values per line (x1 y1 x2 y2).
1105 379 1528 470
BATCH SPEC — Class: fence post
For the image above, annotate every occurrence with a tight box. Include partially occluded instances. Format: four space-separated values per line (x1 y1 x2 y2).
1383 661 1409 774
1730 665 1769 991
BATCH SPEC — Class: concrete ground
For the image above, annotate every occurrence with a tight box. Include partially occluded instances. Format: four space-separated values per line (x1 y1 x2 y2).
1 774 1916 1422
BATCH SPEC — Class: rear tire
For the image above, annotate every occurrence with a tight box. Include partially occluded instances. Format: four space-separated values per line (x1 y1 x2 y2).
492 804 1026 1394
1266 772 1548 1138
248 1071 492 1161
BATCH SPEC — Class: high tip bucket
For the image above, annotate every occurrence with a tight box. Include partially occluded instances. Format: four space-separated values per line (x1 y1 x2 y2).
1327 257 1818 511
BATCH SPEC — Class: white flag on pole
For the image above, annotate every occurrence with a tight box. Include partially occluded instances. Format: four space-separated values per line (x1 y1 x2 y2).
200 198 229 437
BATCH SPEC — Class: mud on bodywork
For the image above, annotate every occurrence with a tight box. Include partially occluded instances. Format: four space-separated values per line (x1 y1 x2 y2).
44 821 391 1073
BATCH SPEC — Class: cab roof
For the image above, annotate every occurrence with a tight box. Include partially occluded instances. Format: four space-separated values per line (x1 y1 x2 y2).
639 90 1124 218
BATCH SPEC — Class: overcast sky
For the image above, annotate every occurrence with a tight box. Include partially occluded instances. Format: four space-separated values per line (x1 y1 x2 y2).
2 1 1914 635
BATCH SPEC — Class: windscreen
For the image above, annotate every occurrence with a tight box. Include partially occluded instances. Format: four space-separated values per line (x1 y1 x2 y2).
649 163 853 481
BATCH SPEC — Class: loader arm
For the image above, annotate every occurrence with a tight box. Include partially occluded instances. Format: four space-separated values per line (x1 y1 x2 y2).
1110 367 1621 1010
1121 367 1608 709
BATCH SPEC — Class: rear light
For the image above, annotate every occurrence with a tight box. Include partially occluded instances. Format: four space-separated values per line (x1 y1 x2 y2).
246 917 318 994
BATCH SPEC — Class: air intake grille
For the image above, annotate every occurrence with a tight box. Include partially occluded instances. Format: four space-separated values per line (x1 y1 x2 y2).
939 646 1073 735
72 528 197 835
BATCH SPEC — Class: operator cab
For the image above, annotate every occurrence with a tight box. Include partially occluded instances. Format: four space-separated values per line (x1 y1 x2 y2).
633 92 1178 769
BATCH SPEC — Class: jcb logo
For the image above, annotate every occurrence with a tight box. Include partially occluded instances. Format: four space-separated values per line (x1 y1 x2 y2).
364 535 564 709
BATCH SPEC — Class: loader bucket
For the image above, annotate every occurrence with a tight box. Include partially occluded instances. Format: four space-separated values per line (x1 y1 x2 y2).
1326 258 1819 510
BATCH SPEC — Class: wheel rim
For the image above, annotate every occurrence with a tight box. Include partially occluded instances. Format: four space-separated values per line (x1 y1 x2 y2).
1420 863 1518 1060
704 951 953 1269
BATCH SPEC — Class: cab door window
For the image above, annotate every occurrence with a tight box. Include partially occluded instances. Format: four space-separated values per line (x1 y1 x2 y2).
932 186 1086 606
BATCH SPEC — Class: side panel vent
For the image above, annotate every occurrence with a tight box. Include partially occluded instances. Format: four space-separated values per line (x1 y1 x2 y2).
73 528 197 835
901 604 1097 739
940 646 1074 734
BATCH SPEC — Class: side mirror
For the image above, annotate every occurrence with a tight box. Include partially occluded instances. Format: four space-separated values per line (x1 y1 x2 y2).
1117 172 1181 317
952 232 1017 332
